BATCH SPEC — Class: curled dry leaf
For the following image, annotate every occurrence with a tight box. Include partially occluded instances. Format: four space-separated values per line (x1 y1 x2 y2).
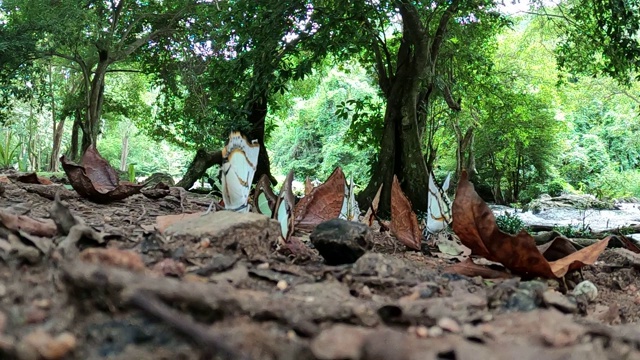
389 176 422 250
452 170 611 278
60 144 143 203
79 248 146 272
294 167 345 231
16 173 53 185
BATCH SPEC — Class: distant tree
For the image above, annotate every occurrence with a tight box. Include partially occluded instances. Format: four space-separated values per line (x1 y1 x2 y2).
0 0 211 153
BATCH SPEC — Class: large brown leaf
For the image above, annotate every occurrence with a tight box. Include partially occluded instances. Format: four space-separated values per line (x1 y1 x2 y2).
60 145 143 203
294 167 345 231
452 170 611 278
389 176 422 250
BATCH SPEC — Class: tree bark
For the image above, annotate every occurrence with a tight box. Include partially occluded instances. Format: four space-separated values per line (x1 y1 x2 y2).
120 133 129 172
70 109 81 161
358 0 460 214
176 149 223 189
246 92 277 186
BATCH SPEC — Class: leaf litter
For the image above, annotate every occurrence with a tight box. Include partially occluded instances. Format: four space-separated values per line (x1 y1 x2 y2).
0 170 639 360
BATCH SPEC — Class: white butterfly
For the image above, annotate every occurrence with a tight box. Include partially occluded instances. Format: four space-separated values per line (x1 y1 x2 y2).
339 175 360 221
254 171 295 240
424 171 452 235
220 131 260 213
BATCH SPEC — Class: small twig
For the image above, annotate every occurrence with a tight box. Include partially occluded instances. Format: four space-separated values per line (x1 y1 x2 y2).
178 188 186 213
129 290 250 360
136 204 147 223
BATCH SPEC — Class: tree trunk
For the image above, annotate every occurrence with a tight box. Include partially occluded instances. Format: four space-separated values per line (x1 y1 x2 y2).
81 53 109 154
120 133 129 172
358 0 461 214
246 92 277 186
358 72 430 214
176 149 223 189
70 109 81 161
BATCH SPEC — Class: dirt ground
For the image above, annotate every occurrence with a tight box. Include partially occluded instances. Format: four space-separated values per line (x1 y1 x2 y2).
1 178 640 360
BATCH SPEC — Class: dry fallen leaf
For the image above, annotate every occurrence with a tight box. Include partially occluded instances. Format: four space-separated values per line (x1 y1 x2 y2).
16 173 53 185
60 144 143 203
79 248 145 272
452 170 611 278
155 213 204 233
389 176 422 250
444 258 512 279
294 167 345 231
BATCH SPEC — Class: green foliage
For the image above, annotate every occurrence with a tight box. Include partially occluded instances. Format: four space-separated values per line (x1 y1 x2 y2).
550 0 640 84
546 179 566 197
496 211 527 234
553 223 592 238
128 164 136 183
0 129 20 168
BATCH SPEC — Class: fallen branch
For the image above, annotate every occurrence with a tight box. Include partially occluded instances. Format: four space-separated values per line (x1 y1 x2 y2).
61 262 362 336
129 290 250 360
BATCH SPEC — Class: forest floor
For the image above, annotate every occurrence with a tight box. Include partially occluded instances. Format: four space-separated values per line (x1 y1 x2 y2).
1 177 640 360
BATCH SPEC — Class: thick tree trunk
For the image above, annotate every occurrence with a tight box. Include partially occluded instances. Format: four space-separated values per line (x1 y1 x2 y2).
246 93 277 186
358 74 430 214
176 149 223 189
358 0 461 214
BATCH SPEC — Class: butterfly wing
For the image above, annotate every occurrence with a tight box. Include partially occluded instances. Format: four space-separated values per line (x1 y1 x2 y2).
273 170 295 240
426 171 453 234
253 174 277 217
340 175 360 221
221 132 260 212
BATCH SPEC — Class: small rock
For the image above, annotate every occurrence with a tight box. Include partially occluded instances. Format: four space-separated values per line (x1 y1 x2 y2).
16 330 76 360
310 324 374 360
427 326 443 337
310 219 372 265
165 211 281 260
414 326 428 338
194 253 238 276
543 290 578 313
0 283 6 298
572 280 598 302
25 307 47 324
152 258 186 277
143 172 175 188
277 280 288 290
437 317 461 333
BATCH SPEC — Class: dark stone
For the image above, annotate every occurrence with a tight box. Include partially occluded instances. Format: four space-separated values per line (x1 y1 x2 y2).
195 253 238 276
310 219 372 265
143 172 176 188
